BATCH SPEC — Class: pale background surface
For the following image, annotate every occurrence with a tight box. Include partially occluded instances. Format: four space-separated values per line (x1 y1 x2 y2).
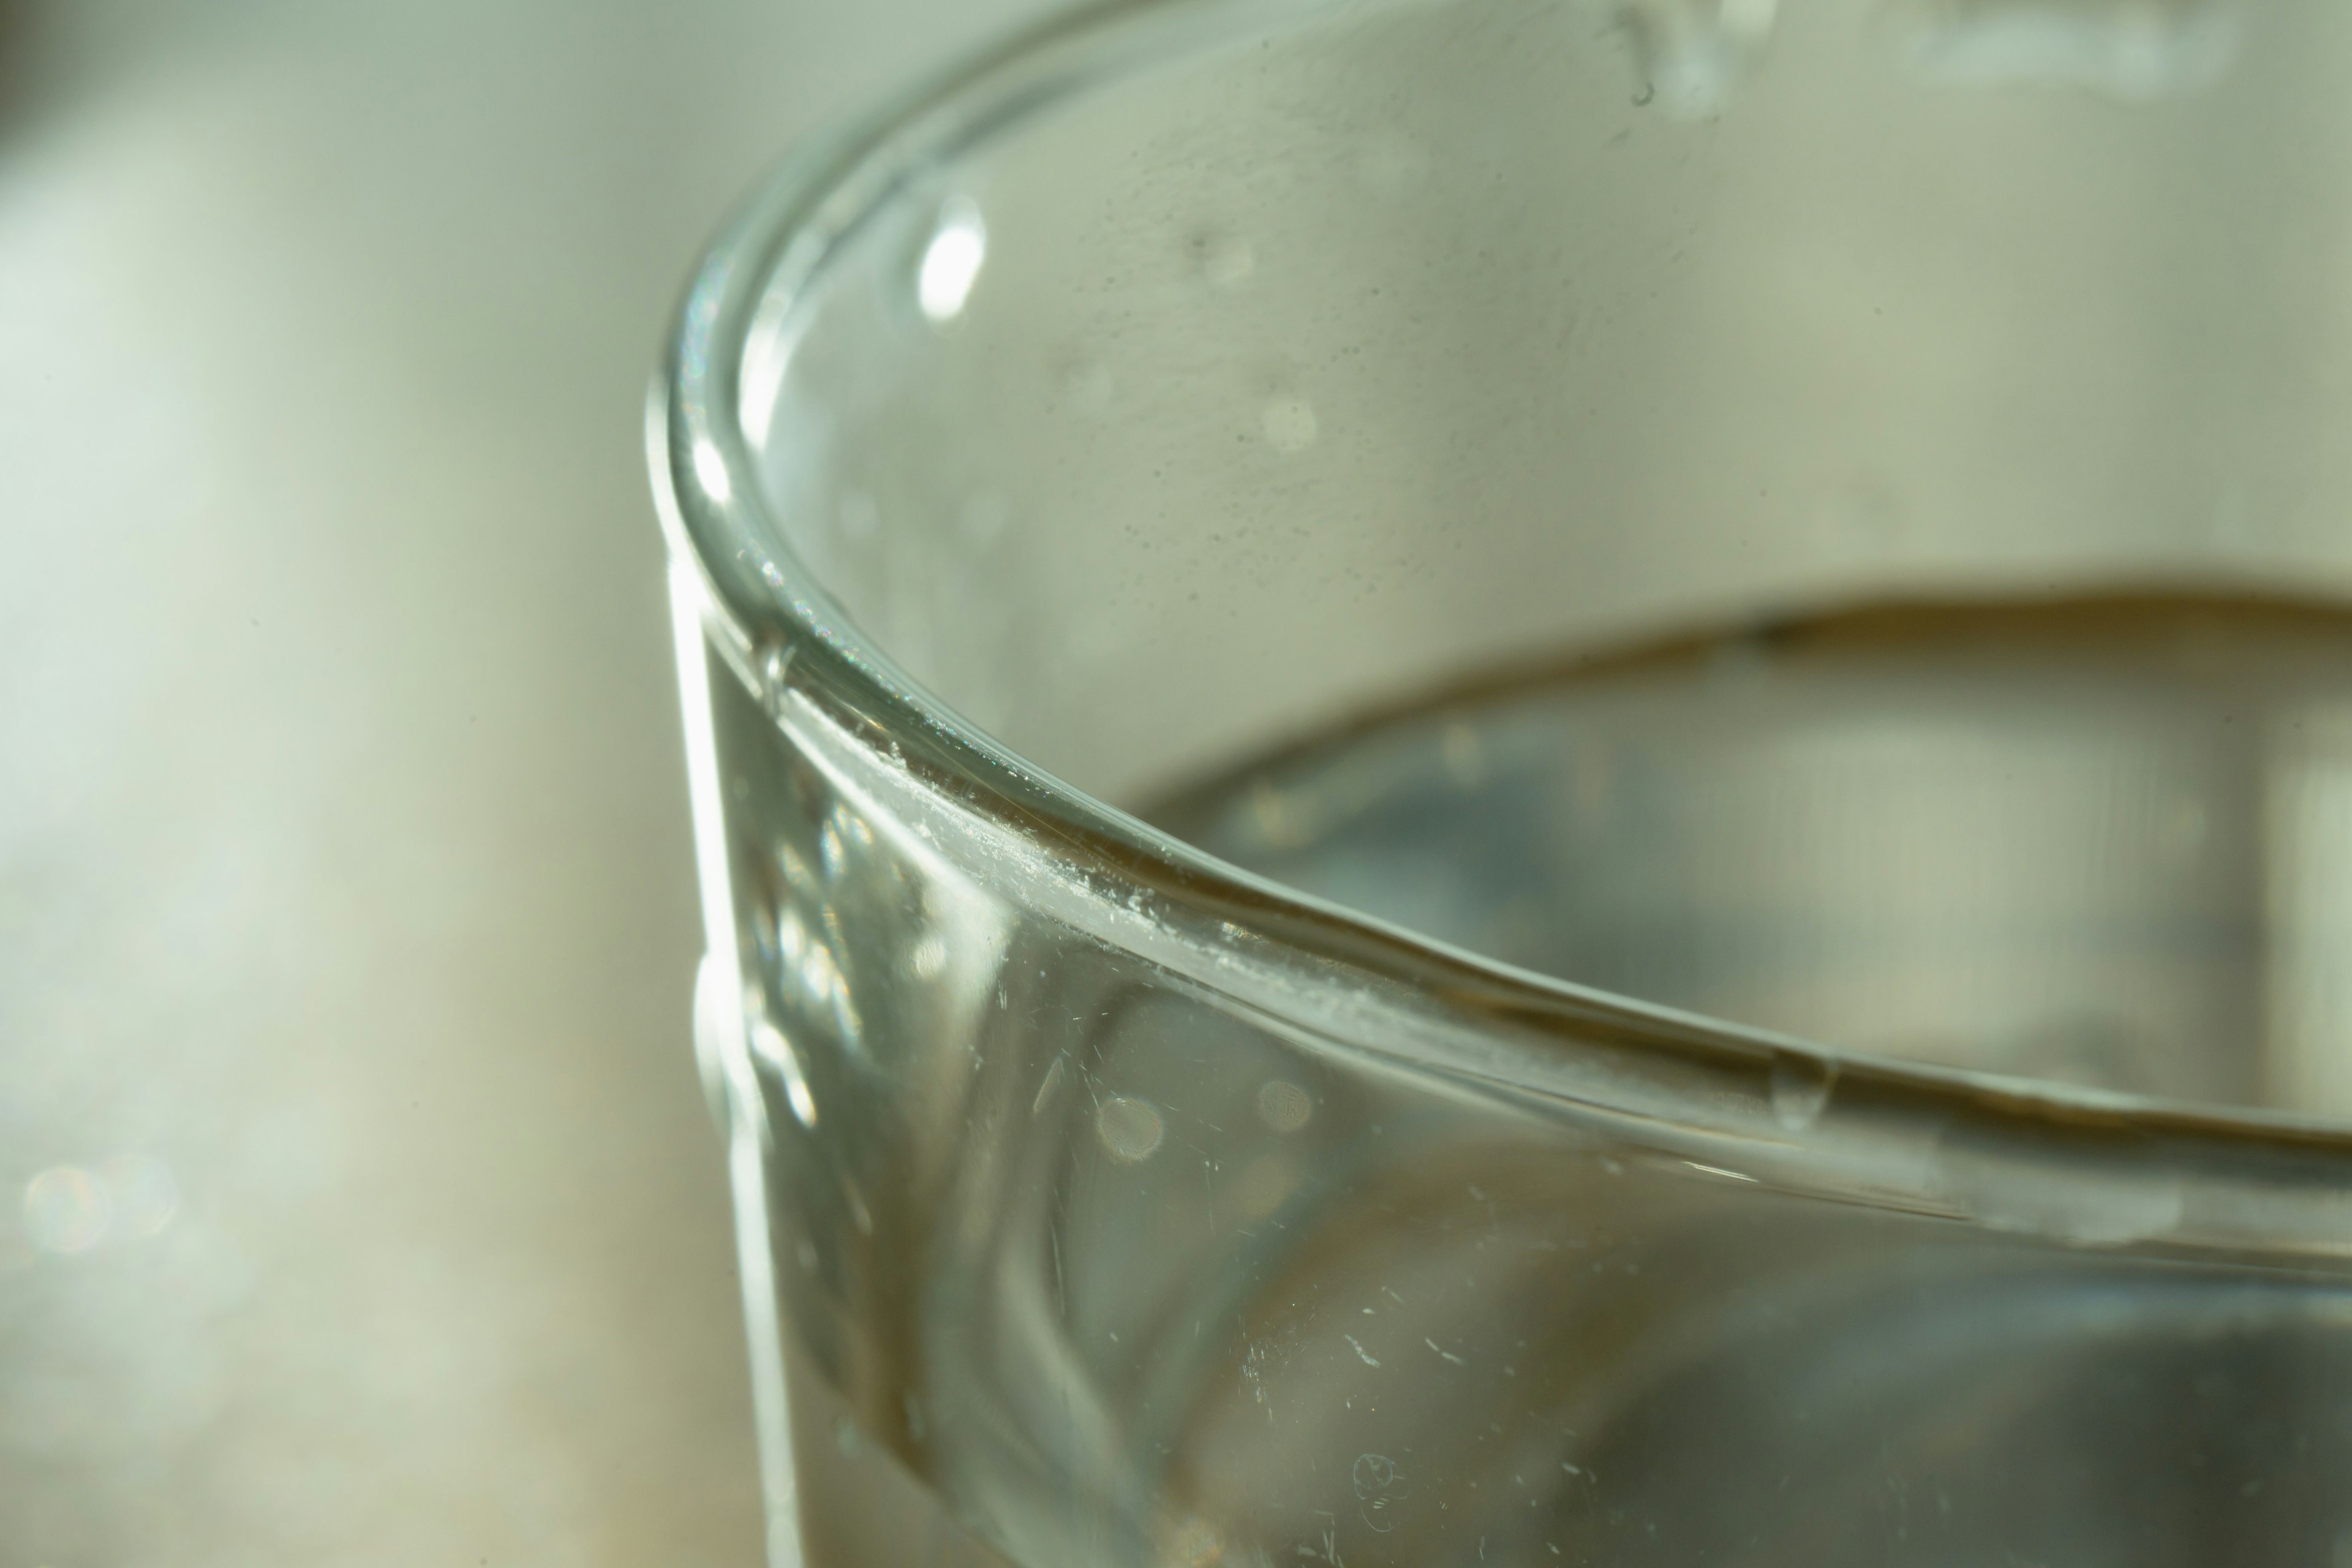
0 1 1038 1561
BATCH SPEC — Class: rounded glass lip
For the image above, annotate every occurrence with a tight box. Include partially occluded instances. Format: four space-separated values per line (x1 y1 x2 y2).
652 0 2352 1176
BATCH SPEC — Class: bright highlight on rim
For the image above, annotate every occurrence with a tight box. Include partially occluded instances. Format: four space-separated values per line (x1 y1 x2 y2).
916 198 987 322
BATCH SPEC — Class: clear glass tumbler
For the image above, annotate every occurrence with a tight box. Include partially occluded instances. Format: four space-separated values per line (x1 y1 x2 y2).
652 1 2352 1564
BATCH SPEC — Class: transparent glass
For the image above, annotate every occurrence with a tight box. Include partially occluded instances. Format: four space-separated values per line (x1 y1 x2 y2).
652 1 2352 1564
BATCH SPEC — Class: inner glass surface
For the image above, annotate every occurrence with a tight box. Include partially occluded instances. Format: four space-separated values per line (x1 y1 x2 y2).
737 0 2352 1115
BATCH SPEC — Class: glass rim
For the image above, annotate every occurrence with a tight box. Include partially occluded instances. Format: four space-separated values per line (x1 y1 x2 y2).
650 0 2352 1194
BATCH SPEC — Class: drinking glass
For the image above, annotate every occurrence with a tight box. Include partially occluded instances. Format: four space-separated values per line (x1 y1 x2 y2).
652 1 2352 1563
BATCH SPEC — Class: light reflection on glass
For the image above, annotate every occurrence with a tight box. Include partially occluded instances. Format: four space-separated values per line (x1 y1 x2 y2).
690 437 733 505
748 1017 820 1128
22 1155 180 1254
99 1154 179 1240
1901 0 2237 98
916 198 987 323
24 1166 111 1254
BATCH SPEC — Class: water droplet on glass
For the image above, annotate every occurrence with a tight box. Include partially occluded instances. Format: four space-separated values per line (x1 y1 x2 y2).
1768 1053 1837 1131
1096 1096 1165 1162
1256 1078 1314 1133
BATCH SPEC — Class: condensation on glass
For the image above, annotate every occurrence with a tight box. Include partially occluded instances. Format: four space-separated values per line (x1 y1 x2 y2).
653 1 2352 1565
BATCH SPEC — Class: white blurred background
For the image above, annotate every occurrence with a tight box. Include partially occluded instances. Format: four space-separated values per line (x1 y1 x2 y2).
0 1 1038 1560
